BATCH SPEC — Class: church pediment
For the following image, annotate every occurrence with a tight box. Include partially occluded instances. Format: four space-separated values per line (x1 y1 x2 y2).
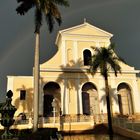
58 22 113 37
41 22 138 74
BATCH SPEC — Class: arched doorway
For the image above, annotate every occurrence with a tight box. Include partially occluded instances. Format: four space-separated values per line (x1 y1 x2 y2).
43 82 61 117
117 82 133 115
82 82 99 115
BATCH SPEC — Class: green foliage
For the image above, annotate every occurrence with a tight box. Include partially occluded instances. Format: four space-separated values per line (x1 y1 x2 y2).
0 102 4 108
89 43 125 135
16 0 69 33
90 43 125 78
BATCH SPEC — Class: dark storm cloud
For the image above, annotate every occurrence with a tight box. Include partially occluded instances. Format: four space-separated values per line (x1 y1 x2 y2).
0 0 140 101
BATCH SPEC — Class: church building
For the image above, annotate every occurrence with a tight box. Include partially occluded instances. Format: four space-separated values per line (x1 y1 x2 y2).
6 22 140 129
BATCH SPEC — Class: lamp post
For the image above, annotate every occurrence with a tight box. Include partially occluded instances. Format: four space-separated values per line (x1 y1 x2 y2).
52 98 57 126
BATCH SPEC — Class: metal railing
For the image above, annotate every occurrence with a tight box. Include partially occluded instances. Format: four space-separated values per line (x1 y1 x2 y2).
12 114 140 133
13 114 107 125
112 117 140 132
42 114 106 124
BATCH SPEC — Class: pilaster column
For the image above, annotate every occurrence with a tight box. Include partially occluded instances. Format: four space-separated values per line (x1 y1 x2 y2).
98 78 107 113
64 79 69 114
61 40 66 66
7 76 14 91
78 77 83 114
61 82 65 114
96 42 100 48
132 78 140 113
110 77 119 114
73 41 78 64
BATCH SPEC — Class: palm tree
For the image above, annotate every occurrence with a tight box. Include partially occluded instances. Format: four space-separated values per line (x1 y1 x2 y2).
16 0 69 132
90 43 124 135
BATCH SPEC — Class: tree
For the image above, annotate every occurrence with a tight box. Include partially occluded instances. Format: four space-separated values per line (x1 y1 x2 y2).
90 43 124 135
16 0 69 132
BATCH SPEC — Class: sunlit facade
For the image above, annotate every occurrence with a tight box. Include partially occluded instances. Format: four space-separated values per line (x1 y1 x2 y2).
6 22 140 131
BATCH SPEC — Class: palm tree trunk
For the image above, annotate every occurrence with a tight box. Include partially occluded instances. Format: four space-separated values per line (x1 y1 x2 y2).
105 76 113 135
33 33 40 132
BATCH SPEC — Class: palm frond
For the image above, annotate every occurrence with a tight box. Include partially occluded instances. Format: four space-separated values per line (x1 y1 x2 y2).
116 55 126 64
108 58 121 76
90 43 124 78
90 54 101 75
44 2 62 32
109 43 127 64
49 0 69 7
16 0 35 15
91 46 101 54
90 61 100 75
17 0 25 2
45 12 55 32
16 0 69 33
100 62 108 77
49 2 62 25
109 43 116 51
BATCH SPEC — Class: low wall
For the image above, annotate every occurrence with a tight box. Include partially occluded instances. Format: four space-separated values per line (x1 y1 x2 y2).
0 122 95 132
113 125 140 140
0 122 108 134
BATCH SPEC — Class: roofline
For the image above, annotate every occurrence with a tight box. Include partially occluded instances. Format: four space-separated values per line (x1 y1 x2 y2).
55 22 113 45
60 22 113 36
7 76 33 78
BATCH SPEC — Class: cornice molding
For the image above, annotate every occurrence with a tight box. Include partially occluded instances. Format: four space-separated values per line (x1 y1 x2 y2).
40 68 140 74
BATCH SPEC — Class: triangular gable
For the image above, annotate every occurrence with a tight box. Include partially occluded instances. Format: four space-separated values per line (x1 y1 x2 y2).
60 22 113 36
119 61 136 71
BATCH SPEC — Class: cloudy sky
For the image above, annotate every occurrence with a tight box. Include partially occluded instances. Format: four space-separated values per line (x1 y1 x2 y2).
0 0 140 101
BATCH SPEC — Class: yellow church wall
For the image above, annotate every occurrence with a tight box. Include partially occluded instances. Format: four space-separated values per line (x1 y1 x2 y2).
65 40 74 66
42 71 105 89
77 41 96 49
64 24 112 37
65 40 73 50
63 35 110 43
115 79 134 86
41 71 87 80
40 77 61 87
137 78 140 93
40 72 60 79
6 22 140 131
40 22 113 70
67 79 77 114
40 73 78 114
11 77 33 117
40 69 139 114
40 71 77 86
40 48 62 69
78 76 98 87
68 26 99 35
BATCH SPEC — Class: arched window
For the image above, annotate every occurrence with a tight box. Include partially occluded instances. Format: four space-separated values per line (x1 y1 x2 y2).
83 49 91 66
81 82 99 115
117 82 133 115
